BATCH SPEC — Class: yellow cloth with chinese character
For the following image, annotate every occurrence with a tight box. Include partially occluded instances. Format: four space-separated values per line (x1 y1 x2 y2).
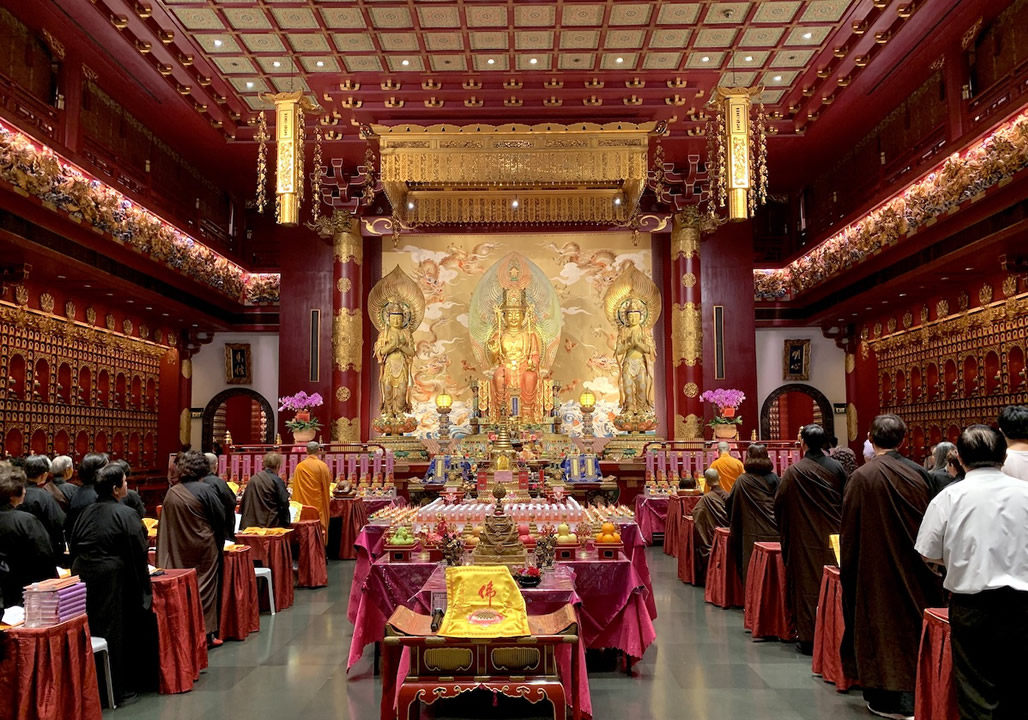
438 566 531 638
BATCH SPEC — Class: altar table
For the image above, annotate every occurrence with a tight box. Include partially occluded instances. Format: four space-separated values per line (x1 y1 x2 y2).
704 527 744 608
220 546 259 642
329 497 369 560
677 515 696 585
633 495 668 545
236 532 294 612
290 519 328 588
150 568 209 694
915 608 957 720
742 542 795 641
0 614 102 720
662 494 702 557
811 565 856 692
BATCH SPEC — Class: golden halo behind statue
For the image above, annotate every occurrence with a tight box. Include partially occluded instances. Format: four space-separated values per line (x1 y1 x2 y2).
368 266 426 332
603 263 661 330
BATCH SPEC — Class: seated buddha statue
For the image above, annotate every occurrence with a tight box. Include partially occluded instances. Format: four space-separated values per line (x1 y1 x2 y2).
486 288 543 422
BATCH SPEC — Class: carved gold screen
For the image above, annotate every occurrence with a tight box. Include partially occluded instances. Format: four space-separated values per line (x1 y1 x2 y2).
381 231 654 438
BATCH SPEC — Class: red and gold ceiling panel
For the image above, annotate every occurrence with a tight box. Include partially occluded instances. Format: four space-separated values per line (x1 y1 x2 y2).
99 0 922 133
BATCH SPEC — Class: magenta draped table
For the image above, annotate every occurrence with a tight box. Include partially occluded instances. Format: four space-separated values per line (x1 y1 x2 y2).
633 495 669 545
915 608 957 720
742 542 796 641
812 565 857 691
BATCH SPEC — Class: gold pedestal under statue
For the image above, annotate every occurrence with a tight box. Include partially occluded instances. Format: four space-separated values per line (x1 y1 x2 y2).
472 485 527 568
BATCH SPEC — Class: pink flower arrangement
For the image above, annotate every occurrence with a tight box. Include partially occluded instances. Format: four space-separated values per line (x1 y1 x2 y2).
699 388 746 410
278 391 324 412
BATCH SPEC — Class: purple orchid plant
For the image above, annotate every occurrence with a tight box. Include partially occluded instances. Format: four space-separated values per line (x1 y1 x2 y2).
699 388 745 426
278 391 324 412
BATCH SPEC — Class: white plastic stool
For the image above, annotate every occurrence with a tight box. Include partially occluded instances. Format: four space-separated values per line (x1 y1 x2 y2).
254 566 276 615
91 636 116 709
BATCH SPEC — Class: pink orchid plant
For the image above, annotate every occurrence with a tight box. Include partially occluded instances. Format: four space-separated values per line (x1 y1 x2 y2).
699 388 745 426
278 391 324 412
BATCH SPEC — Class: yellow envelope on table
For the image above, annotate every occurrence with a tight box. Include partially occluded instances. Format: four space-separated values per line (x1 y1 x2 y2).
438 566 531 638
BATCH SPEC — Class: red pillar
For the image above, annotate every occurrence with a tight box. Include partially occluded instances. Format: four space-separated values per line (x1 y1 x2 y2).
670 209 706 439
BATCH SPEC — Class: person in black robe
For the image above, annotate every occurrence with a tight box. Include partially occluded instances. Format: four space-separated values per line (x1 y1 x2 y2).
0 463 57 606
926 441 956 497
841 414 944 718
157 451 226 647
726 443 780 587
111 460 147 519
46 455 79 512
775 423 845 654
692 468 729 586
239 452 290 530
69 464 153 705
203 452 237 543
21 455 67 560
66 453 110 538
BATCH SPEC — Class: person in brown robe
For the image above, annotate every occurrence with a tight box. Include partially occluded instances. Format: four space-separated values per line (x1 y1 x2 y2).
775 423 846 654
726 443 780 587
238 452 290 530
156 450 225 647
692 468 729 586
841 414 944 718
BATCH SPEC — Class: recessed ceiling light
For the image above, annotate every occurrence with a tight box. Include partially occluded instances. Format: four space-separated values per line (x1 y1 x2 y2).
192 324 198 328
145 306 152 310
106 293 114 297
964 266 974 271
401 59 410 66
83 284 91 288
803 32 813 39
615 57 624 63
316 60 325 67
529 57 538 65
213 39 222 47
487 58 495 65
246 82 254 89
162 313 169 317
273 61 281 68
744 55 753 62
126 300 134 304
881 300 888 304
701 56 710 63
57 275 66 279
511 199 519 209
406 201 415 210
941 276 949 280
899 293 907 297
773 75 782 81
865 306 873 310
851 312 858 316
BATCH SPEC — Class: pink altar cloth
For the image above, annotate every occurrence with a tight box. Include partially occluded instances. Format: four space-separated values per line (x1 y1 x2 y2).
633 495 668 545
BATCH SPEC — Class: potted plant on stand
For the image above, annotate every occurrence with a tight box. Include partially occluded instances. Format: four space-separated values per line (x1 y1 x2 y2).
279 391 324 444
699 388 746 440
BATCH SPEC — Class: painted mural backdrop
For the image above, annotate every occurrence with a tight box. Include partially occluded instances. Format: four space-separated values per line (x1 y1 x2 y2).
382 232 654 438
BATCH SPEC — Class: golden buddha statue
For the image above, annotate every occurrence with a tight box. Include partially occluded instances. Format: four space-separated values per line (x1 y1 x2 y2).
487 288 543 420
604 265 661 433
369 267 424 435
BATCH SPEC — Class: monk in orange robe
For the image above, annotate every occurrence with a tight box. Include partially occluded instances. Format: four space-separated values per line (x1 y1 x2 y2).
709 441 745 492
290 442 332 538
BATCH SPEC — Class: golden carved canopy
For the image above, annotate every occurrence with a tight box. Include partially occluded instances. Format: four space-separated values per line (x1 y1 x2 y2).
369 121 661 226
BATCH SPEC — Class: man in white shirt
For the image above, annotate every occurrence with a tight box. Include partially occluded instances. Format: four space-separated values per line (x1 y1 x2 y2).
915 425 1028 720
998 404 1028 481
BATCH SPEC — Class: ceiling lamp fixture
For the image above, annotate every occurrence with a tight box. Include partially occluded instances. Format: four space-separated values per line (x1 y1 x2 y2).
255 91 323 226
705 86 769 222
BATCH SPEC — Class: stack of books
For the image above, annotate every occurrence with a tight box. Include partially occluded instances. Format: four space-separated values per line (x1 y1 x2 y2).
23 577 87 628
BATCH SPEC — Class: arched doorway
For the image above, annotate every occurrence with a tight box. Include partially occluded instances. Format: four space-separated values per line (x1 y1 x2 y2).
201 388 275 452
760 384 835 441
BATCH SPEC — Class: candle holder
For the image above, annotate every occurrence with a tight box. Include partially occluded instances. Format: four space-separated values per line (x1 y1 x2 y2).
579 390 596 438
435 392 453 451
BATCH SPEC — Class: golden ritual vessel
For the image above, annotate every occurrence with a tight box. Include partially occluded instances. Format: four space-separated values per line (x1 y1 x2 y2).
471 485 527 568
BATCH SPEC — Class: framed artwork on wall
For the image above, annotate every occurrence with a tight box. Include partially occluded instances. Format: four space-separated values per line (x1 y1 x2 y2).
225 343 252 385
783 339 811 381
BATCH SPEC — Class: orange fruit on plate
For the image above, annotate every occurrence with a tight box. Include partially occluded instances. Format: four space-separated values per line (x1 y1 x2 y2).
601 522 616 534
612 532 621 543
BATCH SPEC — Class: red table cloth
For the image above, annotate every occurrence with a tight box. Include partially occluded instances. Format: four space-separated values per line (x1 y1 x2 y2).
915 608 957 720
291 519 329 588
633 495 669 545
297 504 321 522
236 532 295 612
220 546 259 642
616 521 657 621
677 515 697 584
662 495 702 557
0 614 102 720
330 497 370 560
811 565 856 691
743 542 796 641
705 527 744 608
150 568 209 694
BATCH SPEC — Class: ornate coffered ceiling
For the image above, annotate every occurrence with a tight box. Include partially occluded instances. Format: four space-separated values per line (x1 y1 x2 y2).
85 0 929 137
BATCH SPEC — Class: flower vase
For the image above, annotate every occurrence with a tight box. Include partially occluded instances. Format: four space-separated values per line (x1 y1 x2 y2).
292 428 316 443
712 423 738 440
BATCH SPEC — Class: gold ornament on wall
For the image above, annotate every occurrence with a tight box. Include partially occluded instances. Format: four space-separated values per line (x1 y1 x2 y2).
957 291 969 312
920 305 929 324
337 277 353 293
13 285 28 305
139 324 149 340
333 417 360 442
1003 275 1018 297
181 359 192 380
39 293 55 314
845 353 855 374
64 300 75 319
979 284 994 305
937 299 949 318
86 306 97 325
333 308 362 373
675 413 703 440
671 302 702 367
902 311 913 329
684 382 699 398
335 386 351 402
887 317 897 334
846 403 858 442
123 319 133 336
105 314 116 331
873 322 882 338
681 272 697 288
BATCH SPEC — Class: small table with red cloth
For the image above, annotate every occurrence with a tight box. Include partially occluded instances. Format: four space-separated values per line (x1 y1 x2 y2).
915 608 957 720
290 519 328 588
220 546 259 642
705 527 744 608
633 494 669 545
0 614 102 720
812 565 856 691
663 494 702 557
616 520 657 621
677 515 697 584
743 542 796 641
236 531 295 612
150 568 209 694
329 497 369 560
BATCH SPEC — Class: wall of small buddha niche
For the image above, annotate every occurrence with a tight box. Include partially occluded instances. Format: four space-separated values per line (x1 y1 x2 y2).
0 280 181 473
854 270 1028 462
381 231 656 438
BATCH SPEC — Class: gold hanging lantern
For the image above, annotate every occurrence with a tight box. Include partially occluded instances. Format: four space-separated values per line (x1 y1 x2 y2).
256 91 321 227
706 87 768 222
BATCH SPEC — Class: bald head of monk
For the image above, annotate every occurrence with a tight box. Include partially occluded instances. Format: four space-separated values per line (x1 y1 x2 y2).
306 441 321 457
704 467 722 492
